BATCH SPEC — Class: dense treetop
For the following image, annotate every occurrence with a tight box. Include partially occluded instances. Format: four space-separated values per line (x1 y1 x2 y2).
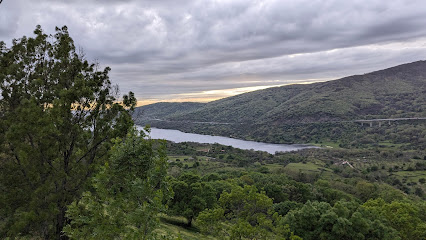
0 25 136 239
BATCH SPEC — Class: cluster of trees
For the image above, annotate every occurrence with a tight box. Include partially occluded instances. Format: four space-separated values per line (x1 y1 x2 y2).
167 140 426 200
166 141 302 166
164 170 426 240
65 128 170 239
0 26 158 239
160 137 426 239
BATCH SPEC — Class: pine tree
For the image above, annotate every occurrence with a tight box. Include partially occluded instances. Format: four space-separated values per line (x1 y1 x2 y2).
0 25 136 239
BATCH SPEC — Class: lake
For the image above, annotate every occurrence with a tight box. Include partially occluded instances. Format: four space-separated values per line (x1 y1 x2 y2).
136 126 317 154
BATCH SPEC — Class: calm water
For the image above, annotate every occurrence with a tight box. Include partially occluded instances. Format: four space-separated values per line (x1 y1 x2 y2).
137 126 317 154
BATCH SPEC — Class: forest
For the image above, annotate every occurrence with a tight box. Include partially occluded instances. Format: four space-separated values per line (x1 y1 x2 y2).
0 27 425 240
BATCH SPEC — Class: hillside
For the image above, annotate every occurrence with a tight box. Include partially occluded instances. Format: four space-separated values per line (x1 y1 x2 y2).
133 102 205 121
135 61 425 124
133 61 426 144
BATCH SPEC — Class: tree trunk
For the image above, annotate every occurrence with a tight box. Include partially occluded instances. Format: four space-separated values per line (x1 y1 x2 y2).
186 218 192 227
56 207 68 240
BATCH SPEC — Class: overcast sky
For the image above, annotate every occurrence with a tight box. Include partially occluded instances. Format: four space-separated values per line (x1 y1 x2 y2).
1 0 426 105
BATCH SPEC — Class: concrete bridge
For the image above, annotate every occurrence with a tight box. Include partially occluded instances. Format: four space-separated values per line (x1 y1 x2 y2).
353 117 426 127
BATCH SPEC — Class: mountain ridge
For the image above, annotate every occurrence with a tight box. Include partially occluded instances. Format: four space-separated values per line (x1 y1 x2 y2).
135 60 425 126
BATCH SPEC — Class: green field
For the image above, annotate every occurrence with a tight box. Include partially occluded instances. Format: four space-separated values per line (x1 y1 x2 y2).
156 215 217 240
310 141 341 149
285 162 330 173
168 155 192 161
393 170 426 182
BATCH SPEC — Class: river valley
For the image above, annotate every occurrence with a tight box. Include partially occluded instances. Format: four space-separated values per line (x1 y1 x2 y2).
137 126 317 154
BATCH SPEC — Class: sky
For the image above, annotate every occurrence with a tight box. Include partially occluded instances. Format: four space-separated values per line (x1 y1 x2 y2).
1 0 426 105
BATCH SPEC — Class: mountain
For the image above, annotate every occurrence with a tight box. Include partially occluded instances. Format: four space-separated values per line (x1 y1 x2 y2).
133 61 426 144
135 61 425 125
133 102 205 121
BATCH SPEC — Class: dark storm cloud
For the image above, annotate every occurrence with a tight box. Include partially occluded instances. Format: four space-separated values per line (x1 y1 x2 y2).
1 0 426 102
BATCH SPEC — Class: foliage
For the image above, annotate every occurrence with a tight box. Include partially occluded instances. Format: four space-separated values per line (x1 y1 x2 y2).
64 128 170 239
167 173 216 226
220 185 274 240
283 200 400 240
220 185 273 223
363 198 426 240
195 208 225 235
0 26 135 239
196 184 302 240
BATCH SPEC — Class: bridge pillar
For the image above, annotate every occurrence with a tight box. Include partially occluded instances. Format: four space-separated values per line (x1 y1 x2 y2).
369 122 373 127
379 122 382 127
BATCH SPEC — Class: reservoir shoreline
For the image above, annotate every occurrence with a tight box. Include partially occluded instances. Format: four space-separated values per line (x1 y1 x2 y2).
137 126 317 154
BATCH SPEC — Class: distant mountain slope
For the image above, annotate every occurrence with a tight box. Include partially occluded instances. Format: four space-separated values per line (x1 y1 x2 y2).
133 102 205 121
135 61 425 126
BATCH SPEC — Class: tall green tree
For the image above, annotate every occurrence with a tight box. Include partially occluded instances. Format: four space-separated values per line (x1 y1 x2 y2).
219 185 274 240
0 26 136 239
167 173 216 226
64 128 170 239
196 184 301 240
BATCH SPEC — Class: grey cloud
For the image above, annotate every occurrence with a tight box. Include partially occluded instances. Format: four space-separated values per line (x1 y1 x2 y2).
0 1 20 38
110 39 426 99
1 0 426 102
